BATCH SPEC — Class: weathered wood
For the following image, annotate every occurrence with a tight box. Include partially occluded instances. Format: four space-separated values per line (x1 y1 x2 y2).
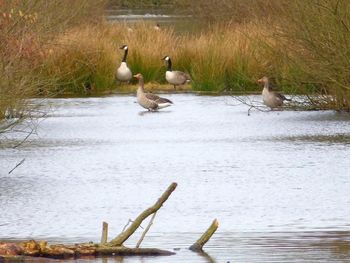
100 222 108 244
189 219 219 252
0 255 25 262
0 182 181 259
96 246 175 256
0 240 174 258
109 182 177 246
136 212 157 248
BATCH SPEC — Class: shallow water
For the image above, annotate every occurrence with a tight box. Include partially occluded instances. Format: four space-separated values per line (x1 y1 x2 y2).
1 94 350 262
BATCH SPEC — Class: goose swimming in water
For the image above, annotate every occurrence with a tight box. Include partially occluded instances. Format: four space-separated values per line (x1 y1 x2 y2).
258 76 291 108
162 56 191 90
116 45 132 82
134 73 173 111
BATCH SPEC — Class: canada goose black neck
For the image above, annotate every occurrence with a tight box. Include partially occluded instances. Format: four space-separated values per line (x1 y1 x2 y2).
167 58 172 71
122 49 128 62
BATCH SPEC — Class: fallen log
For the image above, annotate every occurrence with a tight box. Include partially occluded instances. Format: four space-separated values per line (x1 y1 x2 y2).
189 219 219 252
96 246 174 256
0 183 178 260
108 182 177 246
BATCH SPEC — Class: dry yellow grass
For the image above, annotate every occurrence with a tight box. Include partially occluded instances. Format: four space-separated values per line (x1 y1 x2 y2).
42 21 275 95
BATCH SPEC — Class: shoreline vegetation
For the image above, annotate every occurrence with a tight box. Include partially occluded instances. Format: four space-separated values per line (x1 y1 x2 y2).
1 0 350 132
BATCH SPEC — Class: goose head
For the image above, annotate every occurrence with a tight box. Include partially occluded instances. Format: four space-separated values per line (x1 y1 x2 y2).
133 73 143 80
257 76 269 86
120 45 128 50
162 56 170 61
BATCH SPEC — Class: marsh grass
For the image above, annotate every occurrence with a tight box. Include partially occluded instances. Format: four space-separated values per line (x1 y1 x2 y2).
2 0 350 125
0 0 106 132
42 22 273 95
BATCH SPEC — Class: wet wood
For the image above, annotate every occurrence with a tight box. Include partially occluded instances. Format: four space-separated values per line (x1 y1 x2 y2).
109 182 177 246
189 219 219 252
0 183 179 260
100 222 108 244
96 246 175 256
136 212 157 248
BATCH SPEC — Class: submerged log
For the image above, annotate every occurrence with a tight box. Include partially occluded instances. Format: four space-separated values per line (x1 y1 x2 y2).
96 246 174 256
189 219 219 252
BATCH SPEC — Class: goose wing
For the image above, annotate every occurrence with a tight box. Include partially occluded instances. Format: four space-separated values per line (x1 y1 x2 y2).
173 71 191 84
145 93 173 104
273 91 291 101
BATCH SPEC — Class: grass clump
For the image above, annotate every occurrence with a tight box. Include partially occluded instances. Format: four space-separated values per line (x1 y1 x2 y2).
0 0 106 132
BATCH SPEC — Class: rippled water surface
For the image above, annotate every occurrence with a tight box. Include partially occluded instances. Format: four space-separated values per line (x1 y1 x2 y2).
1 94 350 262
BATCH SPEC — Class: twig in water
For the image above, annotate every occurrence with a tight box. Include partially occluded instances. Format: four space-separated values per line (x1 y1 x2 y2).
13 128 35 149
8 158 25 174
122 219 144 233
136 212 157 248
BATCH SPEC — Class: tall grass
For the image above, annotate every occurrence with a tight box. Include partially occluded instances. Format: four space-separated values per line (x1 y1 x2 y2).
267 0 350 110
0 0 106 132
41 22 272 94
181 0 350 110
3 0 350 117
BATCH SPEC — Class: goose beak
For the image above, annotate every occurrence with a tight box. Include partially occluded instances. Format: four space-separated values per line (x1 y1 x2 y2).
257 78 263 84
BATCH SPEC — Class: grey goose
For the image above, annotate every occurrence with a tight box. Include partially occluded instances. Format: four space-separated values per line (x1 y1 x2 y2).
258 76 291 108
134 73 173 111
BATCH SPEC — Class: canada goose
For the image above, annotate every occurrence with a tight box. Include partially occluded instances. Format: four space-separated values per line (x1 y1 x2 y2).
116 45 132 82
162 56 191 90
258 76 291 108
134 73 173 111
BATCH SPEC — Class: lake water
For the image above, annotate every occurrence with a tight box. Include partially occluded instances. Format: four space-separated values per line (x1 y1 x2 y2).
106 7 199 33
1 94 350 262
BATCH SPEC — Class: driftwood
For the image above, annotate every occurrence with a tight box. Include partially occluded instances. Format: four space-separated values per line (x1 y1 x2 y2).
0 182 219 261
109 182 177 246
100 222 108 245
189 219 219 252
136 212 157 248
0 183 178 260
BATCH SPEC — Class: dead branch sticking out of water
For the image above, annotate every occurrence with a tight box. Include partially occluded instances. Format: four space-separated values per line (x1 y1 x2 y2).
189 219 219 252
109 182 177 246
0 183 178 260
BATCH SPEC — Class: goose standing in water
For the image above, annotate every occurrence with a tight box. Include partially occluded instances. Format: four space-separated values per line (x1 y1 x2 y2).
258 76 291 109
116 45 132 82
162 56 191 90
134 73 173 111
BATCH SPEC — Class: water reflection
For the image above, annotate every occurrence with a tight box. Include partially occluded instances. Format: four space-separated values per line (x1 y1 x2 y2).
138 110 172 116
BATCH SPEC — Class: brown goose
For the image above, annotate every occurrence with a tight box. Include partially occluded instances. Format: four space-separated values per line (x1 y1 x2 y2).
258 76 291 108
134 73 173 111
162 56 191 90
